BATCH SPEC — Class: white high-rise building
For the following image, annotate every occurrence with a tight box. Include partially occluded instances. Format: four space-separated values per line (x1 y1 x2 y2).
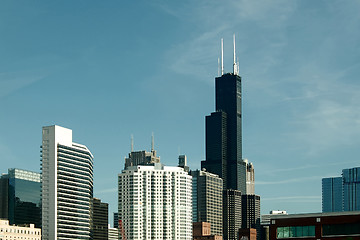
118 163 192 240
41 125 94 240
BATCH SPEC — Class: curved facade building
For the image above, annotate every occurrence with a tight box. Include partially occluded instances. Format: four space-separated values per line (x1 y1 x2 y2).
41 125 93 240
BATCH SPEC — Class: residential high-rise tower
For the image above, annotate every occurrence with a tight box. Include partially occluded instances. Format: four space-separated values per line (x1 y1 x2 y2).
118 163 192 240
41 125 94 240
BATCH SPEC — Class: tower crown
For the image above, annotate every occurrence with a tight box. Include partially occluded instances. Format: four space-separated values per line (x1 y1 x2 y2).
219 34 240 77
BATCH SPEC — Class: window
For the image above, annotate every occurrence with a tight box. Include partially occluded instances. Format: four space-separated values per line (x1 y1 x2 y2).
277 226 315 239
323 223 360 236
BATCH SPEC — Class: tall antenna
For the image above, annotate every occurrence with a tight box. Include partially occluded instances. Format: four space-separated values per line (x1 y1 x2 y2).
218 57 220 77
233 34 239 75
221 38 224 76
131 134 134 152
151 132 154 152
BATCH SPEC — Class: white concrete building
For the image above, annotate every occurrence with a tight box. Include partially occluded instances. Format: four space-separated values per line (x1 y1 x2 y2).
41 125 94 240
118 163 192 240
0 219 41 240
108 225 119 240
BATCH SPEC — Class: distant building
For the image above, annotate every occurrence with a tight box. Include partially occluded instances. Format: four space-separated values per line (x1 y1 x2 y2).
0 175 9 219
193 222 223 240
260 210 287 240
41 125 94 240
223 189 242 240
343 167 360 211
0 219 41 240
113 212 118 228
92 198 109 240
178 154 190 172
244 159 255 195
118 163 192 240
322 166 360 212
108 225 119 240
191 169 223 236
0 168 41 227
261 210 287 225
124 149 160 169
269 211 360 239
322 177 343 212
242 194 261 239
239 228 257 240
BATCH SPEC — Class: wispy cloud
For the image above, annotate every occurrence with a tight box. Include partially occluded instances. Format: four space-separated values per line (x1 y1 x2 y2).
263 160 360 175
0 72 45 98
158 0 297 82
95 187 117 194
262 195 320 203
257 176 321 185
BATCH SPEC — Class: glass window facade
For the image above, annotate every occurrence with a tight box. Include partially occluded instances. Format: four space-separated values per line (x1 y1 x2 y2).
322 177 343 212
343 167 360 211
323 223 360 236
276 226 315 239
3 169 41 228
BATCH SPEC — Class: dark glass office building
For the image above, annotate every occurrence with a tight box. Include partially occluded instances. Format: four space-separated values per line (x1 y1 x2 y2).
223 189 242 240
0 168 41 227
91 198 109 240
202 73 243 191
343 167 360 211
322 177 343 212
242 194 261 239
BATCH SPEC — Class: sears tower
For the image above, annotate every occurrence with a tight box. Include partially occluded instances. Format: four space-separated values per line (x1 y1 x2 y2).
201 36 244 192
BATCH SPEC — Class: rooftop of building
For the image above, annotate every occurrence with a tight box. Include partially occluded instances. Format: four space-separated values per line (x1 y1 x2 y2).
270 211 360 219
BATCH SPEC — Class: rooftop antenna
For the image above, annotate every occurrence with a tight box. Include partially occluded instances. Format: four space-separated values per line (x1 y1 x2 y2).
218 57 220 77
221 38 224 76
151 132 154 152
233 34 239 75
131 134 134 152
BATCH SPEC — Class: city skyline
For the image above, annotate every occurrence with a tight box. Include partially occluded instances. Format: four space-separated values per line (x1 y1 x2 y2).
1 0 360 219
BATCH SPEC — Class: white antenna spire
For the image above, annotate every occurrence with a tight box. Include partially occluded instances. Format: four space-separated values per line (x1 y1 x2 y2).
233 33 239 75
131 134 134 152
151 132 154 152
221 38 224 76
218 57 220 77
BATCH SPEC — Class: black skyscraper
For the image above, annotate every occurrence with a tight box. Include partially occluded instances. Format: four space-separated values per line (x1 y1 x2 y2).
91 198 109 240
202 72 243 191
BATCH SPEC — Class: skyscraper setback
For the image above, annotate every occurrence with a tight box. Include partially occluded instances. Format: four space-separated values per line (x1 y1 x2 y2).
202 36 244 192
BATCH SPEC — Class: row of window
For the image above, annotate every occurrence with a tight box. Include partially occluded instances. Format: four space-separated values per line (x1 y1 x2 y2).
277 223 360 238
277 226 315 238
0 228 40 235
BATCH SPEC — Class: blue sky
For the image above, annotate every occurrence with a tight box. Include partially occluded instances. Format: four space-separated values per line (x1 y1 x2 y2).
1 0 360 221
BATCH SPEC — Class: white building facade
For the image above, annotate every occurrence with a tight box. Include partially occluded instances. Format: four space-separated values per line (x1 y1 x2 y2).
41 125 94 240
0 219 41 240
118 164 192 240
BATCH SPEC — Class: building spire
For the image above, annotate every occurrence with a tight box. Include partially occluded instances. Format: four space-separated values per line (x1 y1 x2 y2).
221 38 224 76
151 132 154 152
218 57 220 77
233 34 239 75
131 134 134 152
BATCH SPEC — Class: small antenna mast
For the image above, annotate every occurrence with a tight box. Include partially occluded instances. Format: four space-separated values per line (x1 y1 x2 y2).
218 57 220 77
131 134 134 152
151 132 154 152
221 38 224 76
